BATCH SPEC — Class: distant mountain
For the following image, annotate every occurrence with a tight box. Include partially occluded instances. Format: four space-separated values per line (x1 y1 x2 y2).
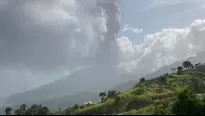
144 51 205 79
6 65 134 105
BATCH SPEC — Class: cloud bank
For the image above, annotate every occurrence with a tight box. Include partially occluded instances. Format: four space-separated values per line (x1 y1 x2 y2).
117 20 205 74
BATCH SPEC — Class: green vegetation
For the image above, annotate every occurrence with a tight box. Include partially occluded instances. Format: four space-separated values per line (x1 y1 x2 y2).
5 107 12 115
5 104 50 115
5 61 205 115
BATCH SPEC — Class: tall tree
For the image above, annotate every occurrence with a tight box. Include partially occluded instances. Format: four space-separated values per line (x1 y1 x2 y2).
183 61 193 70
99 92 107 103
5 107 12 115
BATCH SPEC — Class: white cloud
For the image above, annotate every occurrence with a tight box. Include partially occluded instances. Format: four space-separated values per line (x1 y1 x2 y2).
117 19 205 75
122 24 143 34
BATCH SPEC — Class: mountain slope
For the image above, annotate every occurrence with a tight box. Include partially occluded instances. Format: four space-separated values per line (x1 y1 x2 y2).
71 67 205 115
6 66 133 105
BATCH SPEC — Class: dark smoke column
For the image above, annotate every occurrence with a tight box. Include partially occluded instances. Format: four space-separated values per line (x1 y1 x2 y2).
96 0 121 66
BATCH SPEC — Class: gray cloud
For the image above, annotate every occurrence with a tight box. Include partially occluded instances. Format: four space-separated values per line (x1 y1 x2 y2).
0 0 109 97
0 0 108 72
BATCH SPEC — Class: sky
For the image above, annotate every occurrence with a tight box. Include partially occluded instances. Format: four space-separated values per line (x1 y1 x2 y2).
0 0 205 98
120 0 205 44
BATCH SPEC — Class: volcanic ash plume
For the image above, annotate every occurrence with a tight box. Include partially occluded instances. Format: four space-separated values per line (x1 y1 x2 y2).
96 0 121 66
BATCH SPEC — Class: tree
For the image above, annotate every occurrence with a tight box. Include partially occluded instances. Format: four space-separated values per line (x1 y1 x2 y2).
5 107 12 115
20 104 27 111
38 106 49 115
107 90 119 98
140 77 146 82
65 107 74 115
159 76 166 83
183 61 193 70
73 104 79 110
24 104 49 115
172 89 202 115
177 66 183 74
14 104 27 115
99 92 107 103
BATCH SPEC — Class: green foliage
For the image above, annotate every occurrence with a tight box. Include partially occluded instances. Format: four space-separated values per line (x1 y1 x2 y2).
107 90 120 98
122 105 156 115
140 77 146 83
5 107 12 115
190 77 205 93
172 89 203 115
159 76 167 83
177 66 183 74
99 92 106 103
13 104 49 115
183 61 193 70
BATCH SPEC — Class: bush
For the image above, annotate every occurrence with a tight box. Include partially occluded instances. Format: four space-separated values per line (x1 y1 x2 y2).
159 76 167 83
172 89 202 115
140 78 146 83
190 77 205 93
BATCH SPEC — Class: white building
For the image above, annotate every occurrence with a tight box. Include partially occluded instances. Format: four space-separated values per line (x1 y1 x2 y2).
84 101 96 106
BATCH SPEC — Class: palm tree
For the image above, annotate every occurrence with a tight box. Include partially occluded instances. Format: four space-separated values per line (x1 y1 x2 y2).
99 92 107 103
5 107 12 115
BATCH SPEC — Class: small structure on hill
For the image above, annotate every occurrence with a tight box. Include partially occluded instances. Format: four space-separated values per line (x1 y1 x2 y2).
84 101 96 106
